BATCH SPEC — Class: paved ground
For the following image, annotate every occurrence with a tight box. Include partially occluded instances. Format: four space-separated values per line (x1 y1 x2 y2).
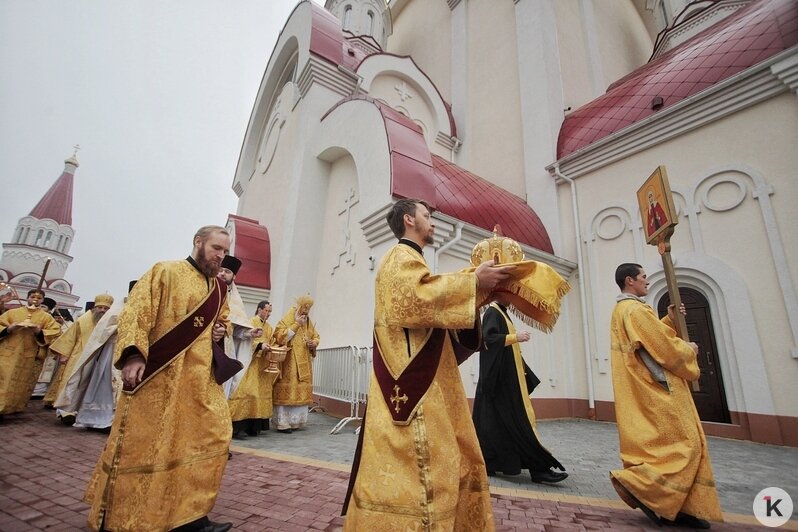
1 400 795 531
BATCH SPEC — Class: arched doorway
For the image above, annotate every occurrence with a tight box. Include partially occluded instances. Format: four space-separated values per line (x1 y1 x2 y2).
658 287 730 423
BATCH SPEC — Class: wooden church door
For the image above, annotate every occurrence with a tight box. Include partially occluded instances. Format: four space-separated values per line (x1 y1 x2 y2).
658 288 730 423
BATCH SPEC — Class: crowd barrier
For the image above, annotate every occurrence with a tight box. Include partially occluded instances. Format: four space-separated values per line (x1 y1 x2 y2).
312 345 371 434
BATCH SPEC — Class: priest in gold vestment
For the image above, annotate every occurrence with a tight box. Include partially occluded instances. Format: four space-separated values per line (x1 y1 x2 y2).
0 288 61 416
343 199 514 531
229 300 277 436
609 263 722 529
272 295 319 432
85 226 234 532
45 293 113 422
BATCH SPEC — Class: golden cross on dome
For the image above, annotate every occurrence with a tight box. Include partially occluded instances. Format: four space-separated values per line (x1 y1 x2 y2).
72 144 81 157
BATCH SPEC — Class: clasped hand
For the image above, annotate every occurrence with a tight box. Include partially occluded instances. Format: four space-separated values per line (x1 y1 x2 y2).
475 259 515 291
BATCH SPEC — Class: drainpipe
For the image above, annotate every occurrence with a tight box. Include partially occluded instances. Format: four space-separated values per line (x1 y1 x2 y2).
450 136 462 162
434 221 464 273
553 163 595 419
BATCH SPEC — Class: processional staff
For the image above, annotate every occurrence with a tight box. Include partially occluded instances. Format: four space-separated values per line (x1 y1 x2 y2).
637 166 698 392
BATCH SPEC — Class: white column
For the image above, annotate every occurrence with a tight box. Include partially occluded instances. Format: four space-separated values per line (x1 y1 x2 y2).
513 0 564 251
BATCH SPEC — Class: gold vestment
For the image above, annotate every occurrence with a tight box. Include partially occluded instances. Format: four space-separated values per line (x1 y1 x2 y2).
228 317 276 420
609 297 722 522
85 260 231 531
273 308 319 406
0 307 60 414
44 310 98 405
344 243 495 531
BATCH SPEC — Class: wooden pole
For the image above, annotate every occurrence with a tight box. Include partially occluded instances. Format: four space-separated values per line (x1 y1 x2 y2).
658 238 699 391
37 259 51 291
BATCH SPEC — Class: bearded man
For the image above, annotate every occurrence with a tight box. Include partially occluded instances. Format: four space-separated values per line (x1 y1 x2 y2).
85 226 235 532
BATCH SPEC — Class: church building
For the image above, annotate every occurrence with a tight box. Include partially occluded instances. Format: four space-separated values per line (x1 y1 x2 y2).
232 0 798 446
1 153 82 312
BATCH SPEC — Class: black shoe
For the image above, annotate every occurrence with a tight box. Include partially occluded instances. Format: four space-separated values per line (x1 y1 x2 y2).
246 429 259 437
172 516 232 532
277 428 293 434
611 478 662 527
231 432 246 440
60 413 76 426
663 512 710 529
530 469 568 484
198 520 232 532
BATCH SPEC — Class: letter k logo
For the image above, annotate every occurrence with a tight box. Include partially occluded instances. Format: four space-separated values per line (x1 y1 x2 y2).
765 495 783 517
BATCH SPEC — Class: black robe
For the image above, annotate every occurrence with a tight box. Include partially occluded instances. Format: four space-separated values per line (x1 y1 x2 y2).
472 304 564 474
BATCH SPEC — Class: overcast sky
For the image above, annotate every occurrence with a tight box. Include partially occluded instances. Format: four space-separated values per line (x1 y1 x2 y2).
0 0 321 307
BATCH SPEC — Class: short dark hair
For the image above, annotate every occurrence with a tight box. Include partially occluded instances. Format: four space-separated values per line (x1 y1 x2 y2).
27 288 45 298
386 198 430 239
257 300 271 310
615 263 643 290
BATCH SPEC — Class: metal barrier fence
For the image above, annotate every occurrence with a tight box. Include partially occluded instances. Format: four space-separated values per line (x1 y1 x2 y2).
312 345 372 434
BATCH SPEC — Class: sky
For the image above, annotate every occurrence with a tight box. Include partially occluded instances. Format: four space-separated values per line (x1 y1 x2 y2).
0 0 322 307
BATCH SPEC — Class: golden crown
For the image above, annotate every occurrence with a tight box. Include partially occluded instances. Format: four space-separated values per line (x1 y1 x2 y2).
470 225 524 267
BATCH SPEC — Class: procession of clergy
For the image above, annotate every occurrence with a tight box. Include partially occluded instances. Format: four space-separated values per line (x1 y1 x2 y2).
0 212 721 531
0 255 319 438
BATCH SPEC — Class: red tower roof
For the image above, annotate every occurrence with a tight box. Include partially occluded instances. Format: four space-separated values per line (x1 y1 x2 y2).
557 0 798 159
29 160 76 225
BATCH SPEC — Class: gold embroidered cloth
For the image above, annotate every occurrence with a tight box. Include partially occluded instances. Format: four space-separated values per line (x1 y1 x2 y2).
84 261 231 531
228 318 276 420
344 243 494 531
273 307 319 406
44 310 98 404
0 307 60 414
609 298 722 522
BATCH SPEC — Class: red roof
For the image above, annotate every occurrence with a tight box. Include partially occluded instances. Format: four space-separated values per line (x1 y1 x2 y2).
557 0 798 158
432 156 553 253
322 94 439 207
228 214 271 290
321 95 553 252
29 168 74 225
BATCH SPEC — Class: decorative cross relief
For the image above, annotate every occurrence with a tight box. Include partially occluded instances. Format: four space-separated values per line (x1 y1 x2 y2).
394 81 413 102
331 187 359 275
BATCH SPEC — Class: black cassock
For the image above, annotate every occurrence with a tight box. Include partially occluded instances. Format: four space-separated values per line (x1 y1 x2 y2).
472 304 564 475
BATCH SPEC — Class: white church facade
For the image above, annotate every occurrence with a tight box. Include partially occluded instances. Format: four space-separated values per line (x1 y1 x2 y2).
231 0 798 446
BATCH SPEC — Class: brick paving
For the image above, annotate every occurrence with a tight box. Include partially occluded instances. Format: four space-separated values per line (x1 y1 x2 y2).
0 400 790 531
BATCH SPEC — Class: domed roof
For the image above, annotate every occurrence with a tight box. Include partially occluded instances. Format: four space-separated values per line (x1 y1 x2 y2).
432 156 553 254
557 0 798 159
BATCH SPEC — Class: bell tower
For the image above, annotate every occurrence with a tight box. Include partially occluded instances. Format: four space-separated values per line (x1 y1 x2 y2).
325 0 391 52
0 149 81 310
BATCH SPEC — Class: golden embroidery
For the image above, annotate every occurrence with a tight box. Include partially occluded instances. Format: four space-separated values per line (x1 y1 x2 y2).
390 385 408 413
193 316 204 328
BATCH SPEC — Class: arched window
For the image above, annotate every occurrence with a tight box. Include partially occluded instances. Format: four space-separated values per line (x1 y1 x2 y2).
343 5 352 31
57 235 63 251
13 227 23 243
62 236 70 253
44 231 53 248
22 227 30 243
35 229 44 246
367 11 374 35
